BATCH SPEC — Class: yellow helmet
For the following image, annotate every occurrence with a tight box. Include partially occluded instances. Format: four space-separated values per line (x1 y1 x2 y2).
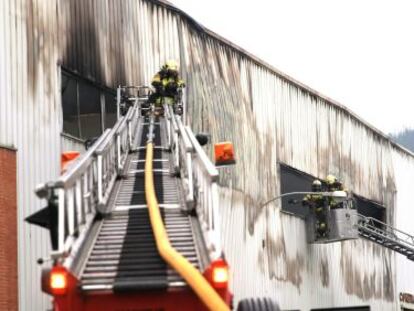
165 59 178 72
326 174 337 185
318 222 326 229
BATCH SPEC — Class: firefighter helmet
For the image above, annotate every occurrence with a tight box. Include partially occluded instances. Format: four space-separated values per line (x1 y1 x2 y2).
318 222 327 230
311 179 322 192
326 174 337 185
165 59 178 72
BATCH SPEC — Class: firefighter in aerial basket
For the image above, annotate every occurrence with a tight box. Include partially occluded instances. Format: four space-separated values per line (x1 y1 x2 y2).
149 60 185 116
325 174 346 209
303 179 329 238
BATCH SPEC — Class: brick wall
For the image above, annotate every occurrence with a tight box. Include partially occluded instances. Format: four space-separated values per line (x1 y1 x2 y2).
0 147 18 311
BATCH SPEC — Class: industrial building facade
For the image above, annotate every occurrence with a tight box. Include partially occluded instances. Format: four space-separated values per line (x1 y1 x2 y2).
0 0 413 310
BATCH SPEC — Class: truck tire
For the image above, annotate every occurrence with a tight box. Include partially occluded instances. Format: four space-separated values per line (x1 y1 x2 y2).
236 297 280 311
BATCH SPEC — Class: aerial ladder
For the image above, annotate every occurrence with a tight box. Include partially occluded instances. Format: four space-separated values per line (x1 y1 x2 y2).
356 214 414 261
30 87 235 311
275 190 414 261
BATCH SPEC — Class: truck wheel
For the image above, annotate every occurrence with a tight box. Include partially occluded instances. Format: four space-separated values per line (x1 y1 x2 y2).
236 297 280 311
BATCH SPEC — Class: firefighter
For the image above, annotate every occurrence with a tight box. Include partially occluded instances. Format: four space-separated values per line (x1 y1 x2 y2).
149 60 185 115
302 179 323 210
325 174 346 209
303 179 328 238
148 69 164 115
316 221 328 237
325 174 344 192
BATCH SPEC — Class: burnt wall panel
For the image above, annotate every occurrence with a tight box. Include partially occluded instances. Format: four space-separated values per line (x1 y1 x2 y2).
1 0 413 309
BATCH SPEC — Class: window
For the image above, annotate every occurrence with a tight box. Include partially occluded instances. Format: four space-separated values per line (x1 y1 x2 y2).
279 163 316 218
104 92 117 129
61 69 116 140
279 163 386 224
353 194 386 227
62 75 80 137
78 82 102 138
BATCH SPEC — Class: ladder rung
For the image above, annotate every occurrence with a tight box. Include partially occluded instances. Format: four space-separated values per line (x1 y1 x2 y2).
131 159 169 163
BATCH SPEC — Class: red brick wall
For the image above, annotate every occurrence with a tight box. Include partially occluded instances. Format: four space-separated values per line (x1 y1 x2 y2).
0 147 18 311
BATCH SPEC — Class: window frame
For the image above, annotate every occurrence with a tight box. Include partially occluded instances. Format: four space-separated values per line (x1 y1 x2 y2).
278 162 386 225
60 67 117 140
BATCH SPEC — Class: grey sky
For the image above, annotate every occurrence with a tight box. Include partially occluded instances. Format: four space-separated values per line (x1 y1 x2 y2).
170 0 414 134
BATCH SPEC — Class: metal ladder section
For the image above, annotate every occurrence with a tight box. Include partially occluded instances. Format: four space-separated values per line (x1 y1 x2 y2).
356 213 414 261
79 116 203 292
34 87 224 297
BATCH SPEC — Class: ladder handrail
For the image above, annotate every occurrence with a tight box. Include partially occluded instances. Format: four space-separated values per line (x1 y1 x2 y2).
184 125 222 261
49 130 111 188
164 104 223 261
35 100 140 261
163 105 222 261
96 102 139 208
165 105 194 204
185 126 219 179
165 105 180 172
176 117 194 204
356 213 414 258
356 213 414 244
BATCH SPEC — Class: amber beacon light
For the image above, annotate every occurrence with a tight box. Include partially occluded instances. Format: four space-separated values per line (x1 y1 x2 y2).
50 266 68 295
214 142 236 166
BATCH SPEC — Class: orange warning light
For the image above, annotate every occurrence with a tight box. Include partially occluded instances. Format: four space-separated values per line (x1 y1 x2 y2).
214 142 236 166
50 266 68 295
61 151 80 173
212 263 229 287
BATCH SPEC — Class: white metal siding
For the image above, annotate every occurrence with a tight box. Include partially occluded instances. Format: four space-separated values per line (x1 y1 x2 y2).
1 0 413 309
392 151 414 297
60 134 85 154
183 27 401 310
1 1 61 309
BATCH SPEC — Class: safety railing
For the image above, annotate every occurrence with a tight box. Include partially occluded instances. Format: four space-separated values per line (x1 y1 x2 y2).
44 131 109 259
164 105 173 150
164 105 222 261
176 117 194 205
164 105 179 171
164 105 194 205
96 102 139 208
185 126 222 261
356 213 414 254
35 102 139 260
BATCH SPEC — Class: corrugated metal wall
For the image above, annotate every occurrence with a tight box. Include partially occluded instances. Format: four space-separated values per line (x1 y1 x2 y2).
60 134 85 154
392 151 414 298
181 29 400 309
0 0 61 309
1 0 413 309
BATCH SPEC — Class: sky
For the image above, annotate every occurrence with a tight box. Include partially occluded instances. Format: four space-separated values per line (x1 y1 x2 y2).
169 0 414 134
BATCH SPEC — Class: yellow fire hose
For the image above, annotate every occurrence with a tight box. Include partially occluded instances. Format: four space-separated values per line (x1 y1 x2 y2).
145 142 229 311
